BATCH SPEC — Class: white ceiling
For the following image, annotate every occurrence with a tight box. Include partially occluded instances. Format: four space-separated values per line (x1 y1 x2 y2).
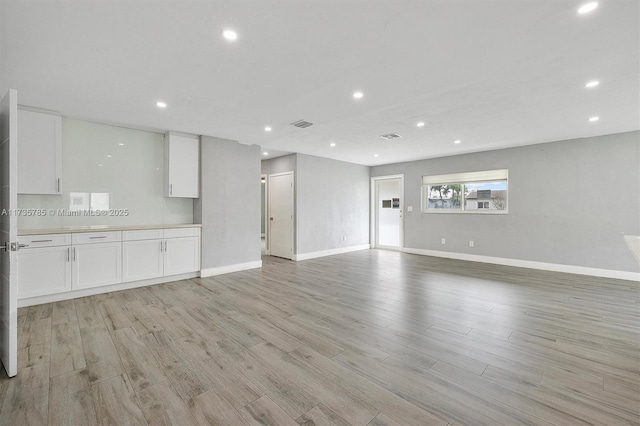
1 0 638 166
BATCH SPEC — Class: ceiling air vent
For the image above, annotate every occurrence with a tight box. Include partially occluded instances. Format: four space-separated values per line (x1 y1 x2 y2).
291 119 314 128
380 133 402 140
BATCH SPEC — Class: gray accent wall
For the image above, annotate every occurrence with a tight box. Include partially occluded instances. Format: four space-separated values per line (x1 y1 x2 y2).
195 136 261 270
371 131 640 273
296 154 370 254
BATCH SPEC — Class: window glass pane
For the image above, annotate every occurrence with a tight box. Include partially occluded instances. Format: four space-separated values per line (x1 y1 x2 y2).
427 184 462 210
464 181 507 211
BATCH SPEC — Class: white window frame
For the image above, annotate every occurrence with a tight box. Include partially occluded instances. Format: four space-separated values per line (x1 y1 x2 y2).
422 169 508 214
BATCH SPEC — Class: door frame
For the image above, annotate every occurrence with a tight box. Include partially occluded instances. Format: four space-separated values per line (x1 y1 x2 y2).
261 174 268 255
268 171 294 260
370 174 404 251
0 89 18 377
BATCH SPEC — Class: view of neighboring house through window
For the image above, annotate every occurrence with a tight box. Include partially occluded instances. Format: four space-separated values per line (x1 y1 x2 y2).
422 169 508 213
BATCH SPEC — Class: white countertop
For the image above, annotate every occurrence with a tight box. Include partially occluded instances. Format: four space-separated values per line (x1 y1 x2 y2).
18 223 202 236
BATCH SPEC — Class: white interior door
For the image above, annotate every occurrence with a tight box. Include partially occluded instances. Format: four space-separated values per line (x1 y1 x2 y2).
0 89 19 377
374 176 404 249
268 172 294 259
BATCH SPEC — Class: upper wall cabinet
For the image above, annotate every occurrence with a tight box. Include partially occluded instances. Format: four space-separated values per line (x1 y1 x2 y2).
164 132 199 198
18 108 62 195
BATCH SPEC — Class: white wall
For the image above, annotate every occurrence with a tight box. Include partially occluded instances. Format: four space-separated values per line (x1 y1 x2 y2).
371 131 640 275
18 118 193 229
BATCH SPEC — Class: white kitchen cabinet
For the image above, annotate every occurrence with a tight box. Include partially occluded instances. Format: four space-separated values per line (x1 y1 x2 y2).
123 227 200 281
17 108 62 195
123 239 164 282
18 246 71 298
17 226 200 304
164 132 199 198
72 242 122 290
164 236 200 276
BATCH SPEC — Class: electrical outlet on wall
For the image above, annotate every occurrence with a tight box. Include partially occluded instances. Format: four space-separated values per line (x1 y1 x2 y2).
441 238 446 245
469 240 474 248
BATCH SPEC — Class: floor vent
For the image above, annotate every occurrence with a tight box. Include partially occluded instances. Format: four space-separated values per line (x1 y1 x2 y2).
380 133 402 140
291 119 313 128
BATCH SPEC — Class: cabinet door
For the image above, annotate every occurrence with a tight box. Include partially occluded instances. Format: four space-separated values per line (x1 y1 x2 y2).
164 132 199 198
164 237 200 276
18 246 71 298
17 108 62 195
123 239 164 282
72 242 122 290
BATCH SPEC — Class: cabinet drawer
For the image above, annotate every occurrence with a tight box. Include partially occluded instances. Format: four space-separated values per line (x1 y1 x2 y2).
72 231 122 245
123 229 164 241
18 233 71 248
164 227 199 239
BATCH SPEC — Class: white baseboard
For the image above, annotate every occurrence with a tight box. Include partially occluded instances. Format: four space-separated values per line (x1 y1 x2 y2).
294 244 371 261
402 247 640 282
200 260 263 277
18 272 200 308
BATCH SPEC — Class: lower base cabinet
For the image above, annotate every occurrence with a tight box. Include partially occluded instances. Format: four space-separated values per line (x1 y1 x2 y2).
122 239 164 282
122 236 200 281
72 242 123 290
17 246 71 299
18 226 200 302
165 237 200 276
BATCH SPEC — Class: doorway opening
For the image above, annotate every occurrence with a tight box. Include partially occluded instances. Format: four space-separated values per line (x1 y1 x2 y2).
371 175 404 250
268 172 294 260
261 175 267 255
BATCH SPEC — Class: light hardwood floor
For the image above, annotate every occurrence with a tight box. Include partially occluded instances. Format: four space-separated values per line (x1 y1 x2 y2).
0 249 638 425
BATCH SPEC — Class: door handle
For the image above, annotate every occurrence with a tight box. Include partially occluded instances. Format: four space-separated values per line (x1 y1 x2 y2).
73 247 76 261
164 241 168 251
67 247 70 262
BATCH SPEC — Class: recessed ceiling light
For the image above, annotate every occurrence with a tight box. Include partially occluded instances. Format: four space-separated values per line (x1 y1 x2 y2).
588 116 599 122
264 126 272 132
585 80 599 88
417 122 425 128
98 164 103 167
223 30 238 41
578 2 598 14
106 154 112 158
156 168 160 171
353 91 364 99
454 140 461 144
263 151 269 156
373 154 379 157
118 143 125 146
156 101 167 108
330 142 336 147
